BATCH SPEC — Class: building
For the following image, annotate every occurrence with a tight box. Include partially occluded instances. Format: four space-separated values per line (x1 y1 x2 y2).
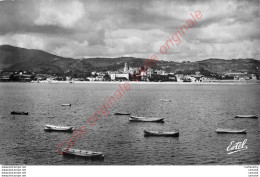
127 67 137 74
146 68 154 77
175 74 184 82
0 71 15 81
12 73 33 82
91 71 97 76
250 74 257 80
86 76 104 81
110 73 129 80
190 71 204 82
224 72 249 80
154 70 167 75
66 76 72 81
86 77 96 81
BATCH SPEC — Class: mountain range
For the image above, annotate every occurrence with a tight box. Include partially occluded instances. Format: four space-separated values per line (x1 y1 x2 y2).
0 45 259 77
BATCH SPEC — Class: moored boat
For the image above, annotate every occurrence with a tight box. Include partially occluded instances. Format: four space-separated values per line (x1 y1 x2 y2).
114 112 131 115
11 111 29 115
62 104 71 106
62 148 104 158
160 99 172 102
44 125 74 132
144 130 179 137
129 116 164 122
216 128 247 134
235 115 258 118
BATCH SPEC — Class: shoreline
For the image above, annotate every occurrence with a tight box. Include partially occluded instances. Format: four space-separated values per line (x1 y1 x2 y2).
1 80 259 85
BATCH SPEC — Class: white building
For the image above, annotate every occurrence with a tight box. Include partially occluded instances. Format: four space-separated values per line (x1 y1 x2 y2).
110 73 129 80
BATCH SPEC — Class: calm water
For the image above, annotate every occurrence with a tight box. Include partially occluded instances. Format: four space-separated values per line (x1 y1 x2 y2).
0 82 259 165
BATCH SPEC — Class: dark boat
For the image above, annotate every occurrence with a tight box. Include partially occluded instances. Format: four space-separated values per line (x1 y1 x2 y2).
144 130 179 137
129 116 164 122
11 111 29 115
114 112 131 115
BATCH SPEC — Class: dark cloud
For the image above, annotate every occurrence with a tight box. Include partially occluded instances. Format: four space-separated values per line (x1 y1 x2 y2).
0 0 259 60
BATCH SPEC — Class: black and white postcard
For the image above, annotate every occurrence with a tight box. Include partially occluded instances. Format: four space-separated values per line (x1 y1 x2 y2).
0 0 259 177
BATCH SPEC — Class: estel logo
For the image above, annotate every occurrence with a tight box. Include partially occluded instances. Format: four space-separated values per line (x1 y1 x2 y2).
226 139 248 154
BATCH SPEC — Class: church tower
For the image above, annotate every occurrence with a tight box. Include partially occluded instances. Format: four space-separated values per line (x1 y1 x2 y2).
124 62 129 73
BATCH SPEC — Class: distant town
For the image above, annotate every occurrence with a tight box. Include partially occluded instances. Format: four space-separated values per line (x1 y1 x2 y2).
0 61 259 83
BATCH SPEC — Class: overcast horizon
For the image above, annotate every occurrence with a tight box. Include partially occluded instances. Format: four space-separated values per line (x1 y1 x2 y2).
0 0 259 62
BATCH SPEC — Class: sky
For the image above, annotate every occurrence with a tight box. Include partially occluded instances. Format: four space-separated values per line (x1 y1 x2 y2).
0 0 259 62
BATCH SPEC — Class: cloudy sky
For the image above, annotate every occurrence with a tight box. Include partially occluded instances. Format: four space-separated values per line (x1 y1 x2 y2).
0 0 259 61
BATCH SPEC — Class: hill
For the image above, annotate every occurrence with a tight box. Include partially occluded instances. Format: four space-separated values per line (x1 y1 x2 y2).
0 45 75 74
0 45 259 77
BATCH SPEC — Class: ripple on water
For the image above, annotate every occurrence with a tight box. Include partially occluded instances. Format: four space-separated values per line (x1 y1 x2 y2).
0 83 259 165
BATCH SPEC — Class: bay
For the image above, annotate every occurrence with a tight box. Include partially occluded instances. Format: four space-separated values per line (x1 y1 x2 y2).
0 82 259 165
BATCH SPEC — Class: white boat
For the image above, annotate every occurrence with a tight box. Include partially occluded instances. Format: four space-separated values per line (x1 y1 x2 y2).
235 115 258 118
144 130 179 137
129 116 164 122
62 148 104 158
160 99 172 102
216 128 247 134
61 104 71 106
44 125 74 132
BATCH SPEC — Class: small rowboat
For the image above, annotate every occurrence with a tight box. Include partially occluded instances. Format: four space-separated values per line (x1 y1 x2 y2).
62 148 104 158
144 130 179 137
160 99 172 102
114 112 131 115
129 116 164 122
235 115 258 118
11 111 29 115
62 104 71 106
44 125 74 132
216 128 247 134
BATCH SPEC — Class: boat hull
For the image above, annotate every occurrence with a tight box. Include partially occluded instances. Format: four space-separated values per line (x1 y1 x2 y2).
62 148 104 158
144 130 179 137
129 116 164 122
44 125 74 132
160 99 172 102
11 111 29 115
61 104 71 106
235 115 258 118
114 112 131 115
216 128 247 134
